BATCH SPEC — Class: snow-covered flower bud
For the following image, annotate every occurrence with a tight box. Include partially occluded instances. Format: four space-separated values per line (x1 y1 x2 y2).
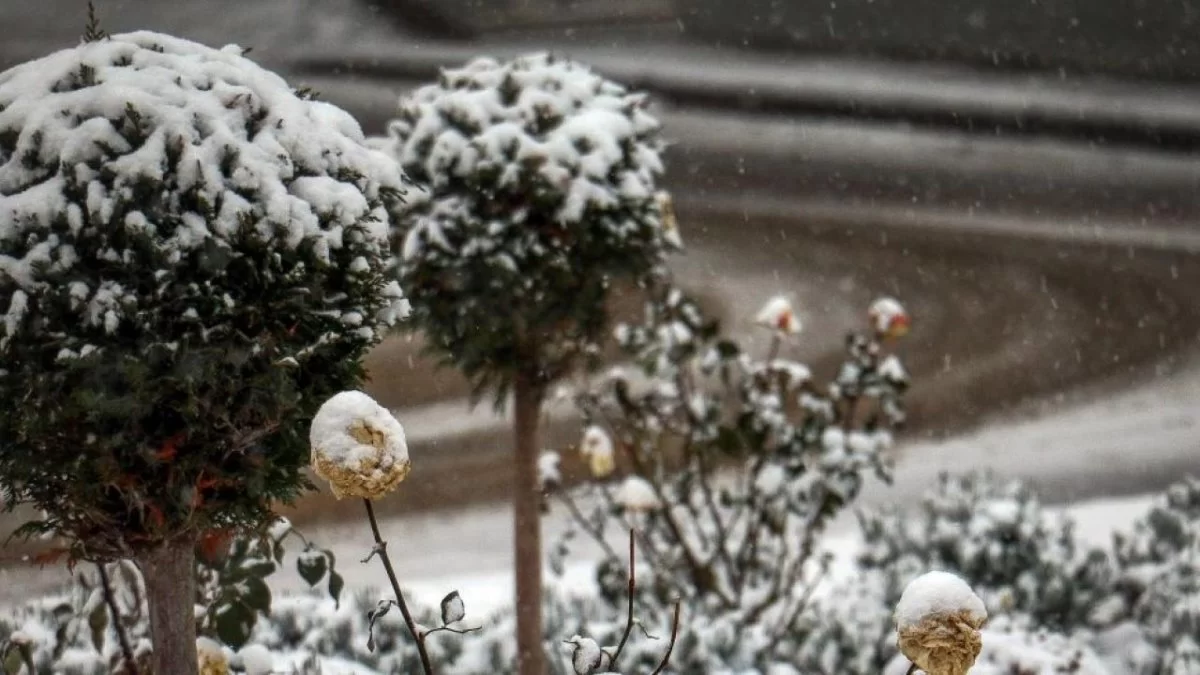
538 451 562 491
869 297 910 339
310 391 410 500
197 637 230 675
755 296 802 335
564 635 605 675
580 425 616 479
895 571 987 675
616 475 661 512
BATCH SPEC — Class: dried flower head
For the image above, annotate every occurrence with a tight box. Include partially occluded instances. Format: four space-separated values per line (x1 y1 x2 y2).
895 571 987 675
755 296 802 335
869 296 910 338
656 190 683 248
310 391 411 500
197 637 230 675
580 425 616 478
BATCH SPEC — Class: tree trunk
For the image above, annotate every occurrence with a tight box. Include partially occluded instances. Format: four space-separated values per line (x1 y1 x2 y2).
137 536 199 675
513 372 547 675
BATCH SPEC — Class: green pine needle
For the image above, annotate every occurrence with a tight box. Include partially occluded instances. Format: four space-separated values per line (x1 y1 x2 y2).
82 2 109 43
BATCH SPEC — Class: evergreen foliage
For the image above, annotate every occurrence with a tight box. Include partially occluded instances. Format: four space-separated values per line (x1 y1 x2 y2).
380 52 675 402
0 32 409 560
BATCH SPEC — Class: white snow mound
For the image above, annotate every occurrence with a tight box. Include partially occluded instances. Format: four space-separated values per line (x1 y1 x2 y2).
895 570 987 629
310 391 408 472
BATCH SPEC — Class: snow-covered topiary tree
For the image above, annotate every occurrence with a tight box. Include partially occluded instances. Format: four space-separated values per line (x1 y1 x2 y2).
544 285 909 672
380 52 675 673
0 30 408 674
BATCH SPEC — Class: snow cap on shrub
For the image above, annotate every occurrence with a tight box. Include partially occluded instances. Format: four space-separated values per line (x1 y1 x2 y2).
0 31 409 556
616 475 660 512
310 391 410 500
236 643 275 675
895 571 987 675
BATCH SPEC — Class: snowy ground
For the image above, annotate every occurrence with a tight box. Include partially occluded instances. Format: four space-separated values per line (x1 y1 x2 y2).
283 492 1157 619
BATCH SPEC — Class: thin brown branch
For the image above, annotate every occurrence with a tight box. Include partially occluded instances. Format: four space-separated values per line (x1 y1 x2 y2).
617 434 731 606
905 663 919 675
649 601 682 675
557 491 620 562
595 482 667 574
363 499 435 675
97 563 139 675
609 530 637 668
775 557 832 641
743 505 796 624
421 625 483 639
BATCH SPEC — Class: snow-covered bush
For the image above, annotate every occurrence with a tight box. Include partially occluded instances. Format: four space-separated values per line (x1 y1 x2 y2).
857 472 1117 632
0 562 148 674
882 622 1114 675
796 472 1117 674
545 284 909 672
0 29 408 672
380 52 675 672
1112 477 1200 674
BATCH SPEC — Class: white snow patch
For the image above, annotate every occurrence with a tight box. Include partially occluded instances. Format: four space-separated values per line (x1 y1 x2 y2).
895 570 986 629
616 475 660 512
309 391 408 473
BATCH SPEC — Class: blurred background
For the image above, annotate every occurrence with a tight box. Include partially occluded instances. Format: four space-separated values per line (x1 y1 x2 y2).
1 0 1198 602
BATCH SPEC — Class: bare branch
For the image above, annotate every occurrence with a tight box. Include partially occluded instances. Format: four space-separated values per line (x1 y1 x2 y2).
362 499 434 675
610 530 637 669
649 601 682 675
97 563 140 675
421 625 483 639
557 491 620 562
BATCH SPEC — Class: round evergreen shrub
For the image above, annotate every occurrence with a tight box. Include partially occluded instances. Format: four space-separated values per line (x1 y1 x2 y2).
380 52 675 398
0 31 409 559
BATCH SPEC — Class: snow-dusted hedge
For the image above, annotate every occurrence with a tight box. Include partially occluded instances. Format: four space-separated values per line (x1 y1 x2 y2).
857 471 1117 631
0 31 408 556
795 472 1119 673
10 475 1200 674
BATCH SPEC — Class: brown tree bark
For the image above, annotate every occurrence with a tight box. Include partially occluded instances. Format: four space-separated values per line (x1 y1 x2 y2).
137 536 198 675
513 371 546 675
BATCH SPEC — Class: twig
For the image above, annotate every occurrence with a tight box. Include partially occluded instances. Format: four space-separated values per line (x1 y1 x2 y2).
362 499 435 675
557 491 620 562
614 433 730 605
421 625 482 639
96 563 139 675
649 601 682 675
905 663 919 675
609 530 637 668
774 557 832 641
765 333 781 366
